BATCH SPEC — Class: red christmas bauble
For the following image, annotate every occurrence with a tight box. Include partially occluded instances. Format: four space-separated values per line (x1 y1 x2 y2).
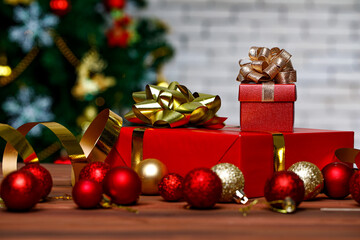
102 167 141 205
349 170 360 204
79 161 110 184
183 168 222 209
158 173 184 201
20 163 53 199
50 0 71 16
106 27 130 48
0 170 41 211
322 162 353 199
103 0 126 10
72 180 103 209
264 171 305 208
115 15 132 27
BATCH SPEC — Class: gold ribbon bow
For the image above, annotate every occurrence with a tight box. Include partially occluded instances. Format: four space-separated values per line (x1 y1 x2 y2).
1 109 122 184
124 82 226 129
237 47 296 84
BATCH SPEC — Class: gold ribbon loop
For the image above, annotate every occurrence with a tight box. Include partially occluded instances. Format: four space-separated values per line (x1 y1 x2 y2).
237 47 296 84
0 124 38 175
251 60 268 73
125 82 226 129
1 109 122 183
257 47 271 61
262 63 279 80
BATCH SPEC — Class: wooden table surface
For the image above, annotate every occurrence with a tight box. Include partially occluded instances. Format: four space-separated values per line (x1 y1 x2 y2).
1 164 360 240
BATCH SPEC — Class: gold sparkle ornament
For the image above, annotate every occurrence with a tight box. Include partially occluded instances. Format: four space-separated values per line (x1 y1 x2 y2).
211 163 247 203
135 158 168 195
288 161 324 200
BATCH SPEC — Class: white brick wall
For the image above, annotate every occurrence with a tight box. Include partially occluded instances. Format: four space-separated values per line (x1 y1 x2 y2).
141 0 360 148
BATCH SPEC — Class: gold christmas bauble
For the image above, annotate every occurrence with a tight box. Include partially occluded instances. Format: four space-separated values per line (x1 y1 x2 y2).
211 163 245 202
135 158 168 195
288 161 324 200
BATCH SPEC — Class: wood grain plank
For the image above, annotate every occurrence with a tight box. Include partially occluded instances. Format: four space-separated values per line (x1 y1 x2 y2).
1 164 360 240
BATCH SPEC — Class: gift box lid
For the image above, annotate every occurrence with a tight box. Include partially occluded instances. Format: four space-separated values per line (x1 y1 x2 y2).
238 83 297 102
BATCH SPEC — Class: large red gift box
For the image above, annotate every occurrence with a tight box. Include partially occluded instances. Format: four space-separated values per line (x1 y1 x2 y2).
239 83 296 132
105 126 353 198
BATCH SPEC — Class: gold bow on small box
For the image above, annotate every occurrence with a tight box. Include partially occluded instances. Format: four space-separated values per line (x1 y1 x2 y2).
125 82 227 129
237 47 297 84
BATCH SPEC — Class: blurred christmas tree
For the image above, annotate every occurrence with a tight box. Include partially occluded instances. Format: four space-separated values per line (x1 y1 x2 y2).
0 0 174 160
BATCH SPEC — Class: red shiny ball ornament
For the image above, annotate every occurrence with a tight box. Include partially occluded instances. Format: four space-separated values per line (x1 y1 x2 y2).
264 171 305 208
72 180 103 209
158 173 184 201
102 167 141 205
50 0 71 16
79 161 110 184
350 170 360 204
322 162 353 199
103 0 126 10
20 163 53 199
183 168 222 209
1 171 41 211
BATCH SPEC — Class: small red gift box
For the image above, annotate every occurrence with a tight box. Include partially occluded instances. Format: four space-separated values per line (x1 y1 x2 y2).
105 126 353 198
239 83 296 132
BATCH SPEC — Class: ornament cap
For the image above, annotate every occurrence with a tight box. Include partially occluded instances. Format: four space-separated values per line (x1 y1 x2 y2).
233 189 248 204
282 197 296 213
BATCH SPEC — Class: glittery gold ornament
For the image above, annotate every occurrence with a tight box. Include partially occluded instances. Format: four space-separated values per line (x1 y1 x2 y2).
211 163 247 203
288 161 324 200
134 158 168 195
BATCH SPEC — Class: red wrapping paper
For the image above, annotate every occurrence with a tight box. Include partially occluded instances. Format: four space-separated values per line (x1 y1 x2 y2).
106 127 353 198
239 84 296 132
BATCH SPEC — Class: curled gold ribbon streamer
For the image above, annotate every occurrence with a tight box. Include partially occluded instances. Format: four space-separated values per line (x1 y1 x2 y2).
335 148 360 167
0 124 38 175
125 81 226 129
1 109 122 183
237 47 296 84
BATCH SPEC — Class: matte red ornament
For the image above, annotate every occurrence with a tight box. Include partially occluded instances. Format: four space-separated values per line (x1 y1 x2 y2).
158 173 184 201
349 170 360 204
50 0 71 16
183 168 222 209
115 15 132 27
79 161 110 184
103 0 126 10
102 167 141 205
0 170 41 211
106 27 130 48
20 163 53 199
72 180 103 209
322 162 353 199
264 171 305 208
